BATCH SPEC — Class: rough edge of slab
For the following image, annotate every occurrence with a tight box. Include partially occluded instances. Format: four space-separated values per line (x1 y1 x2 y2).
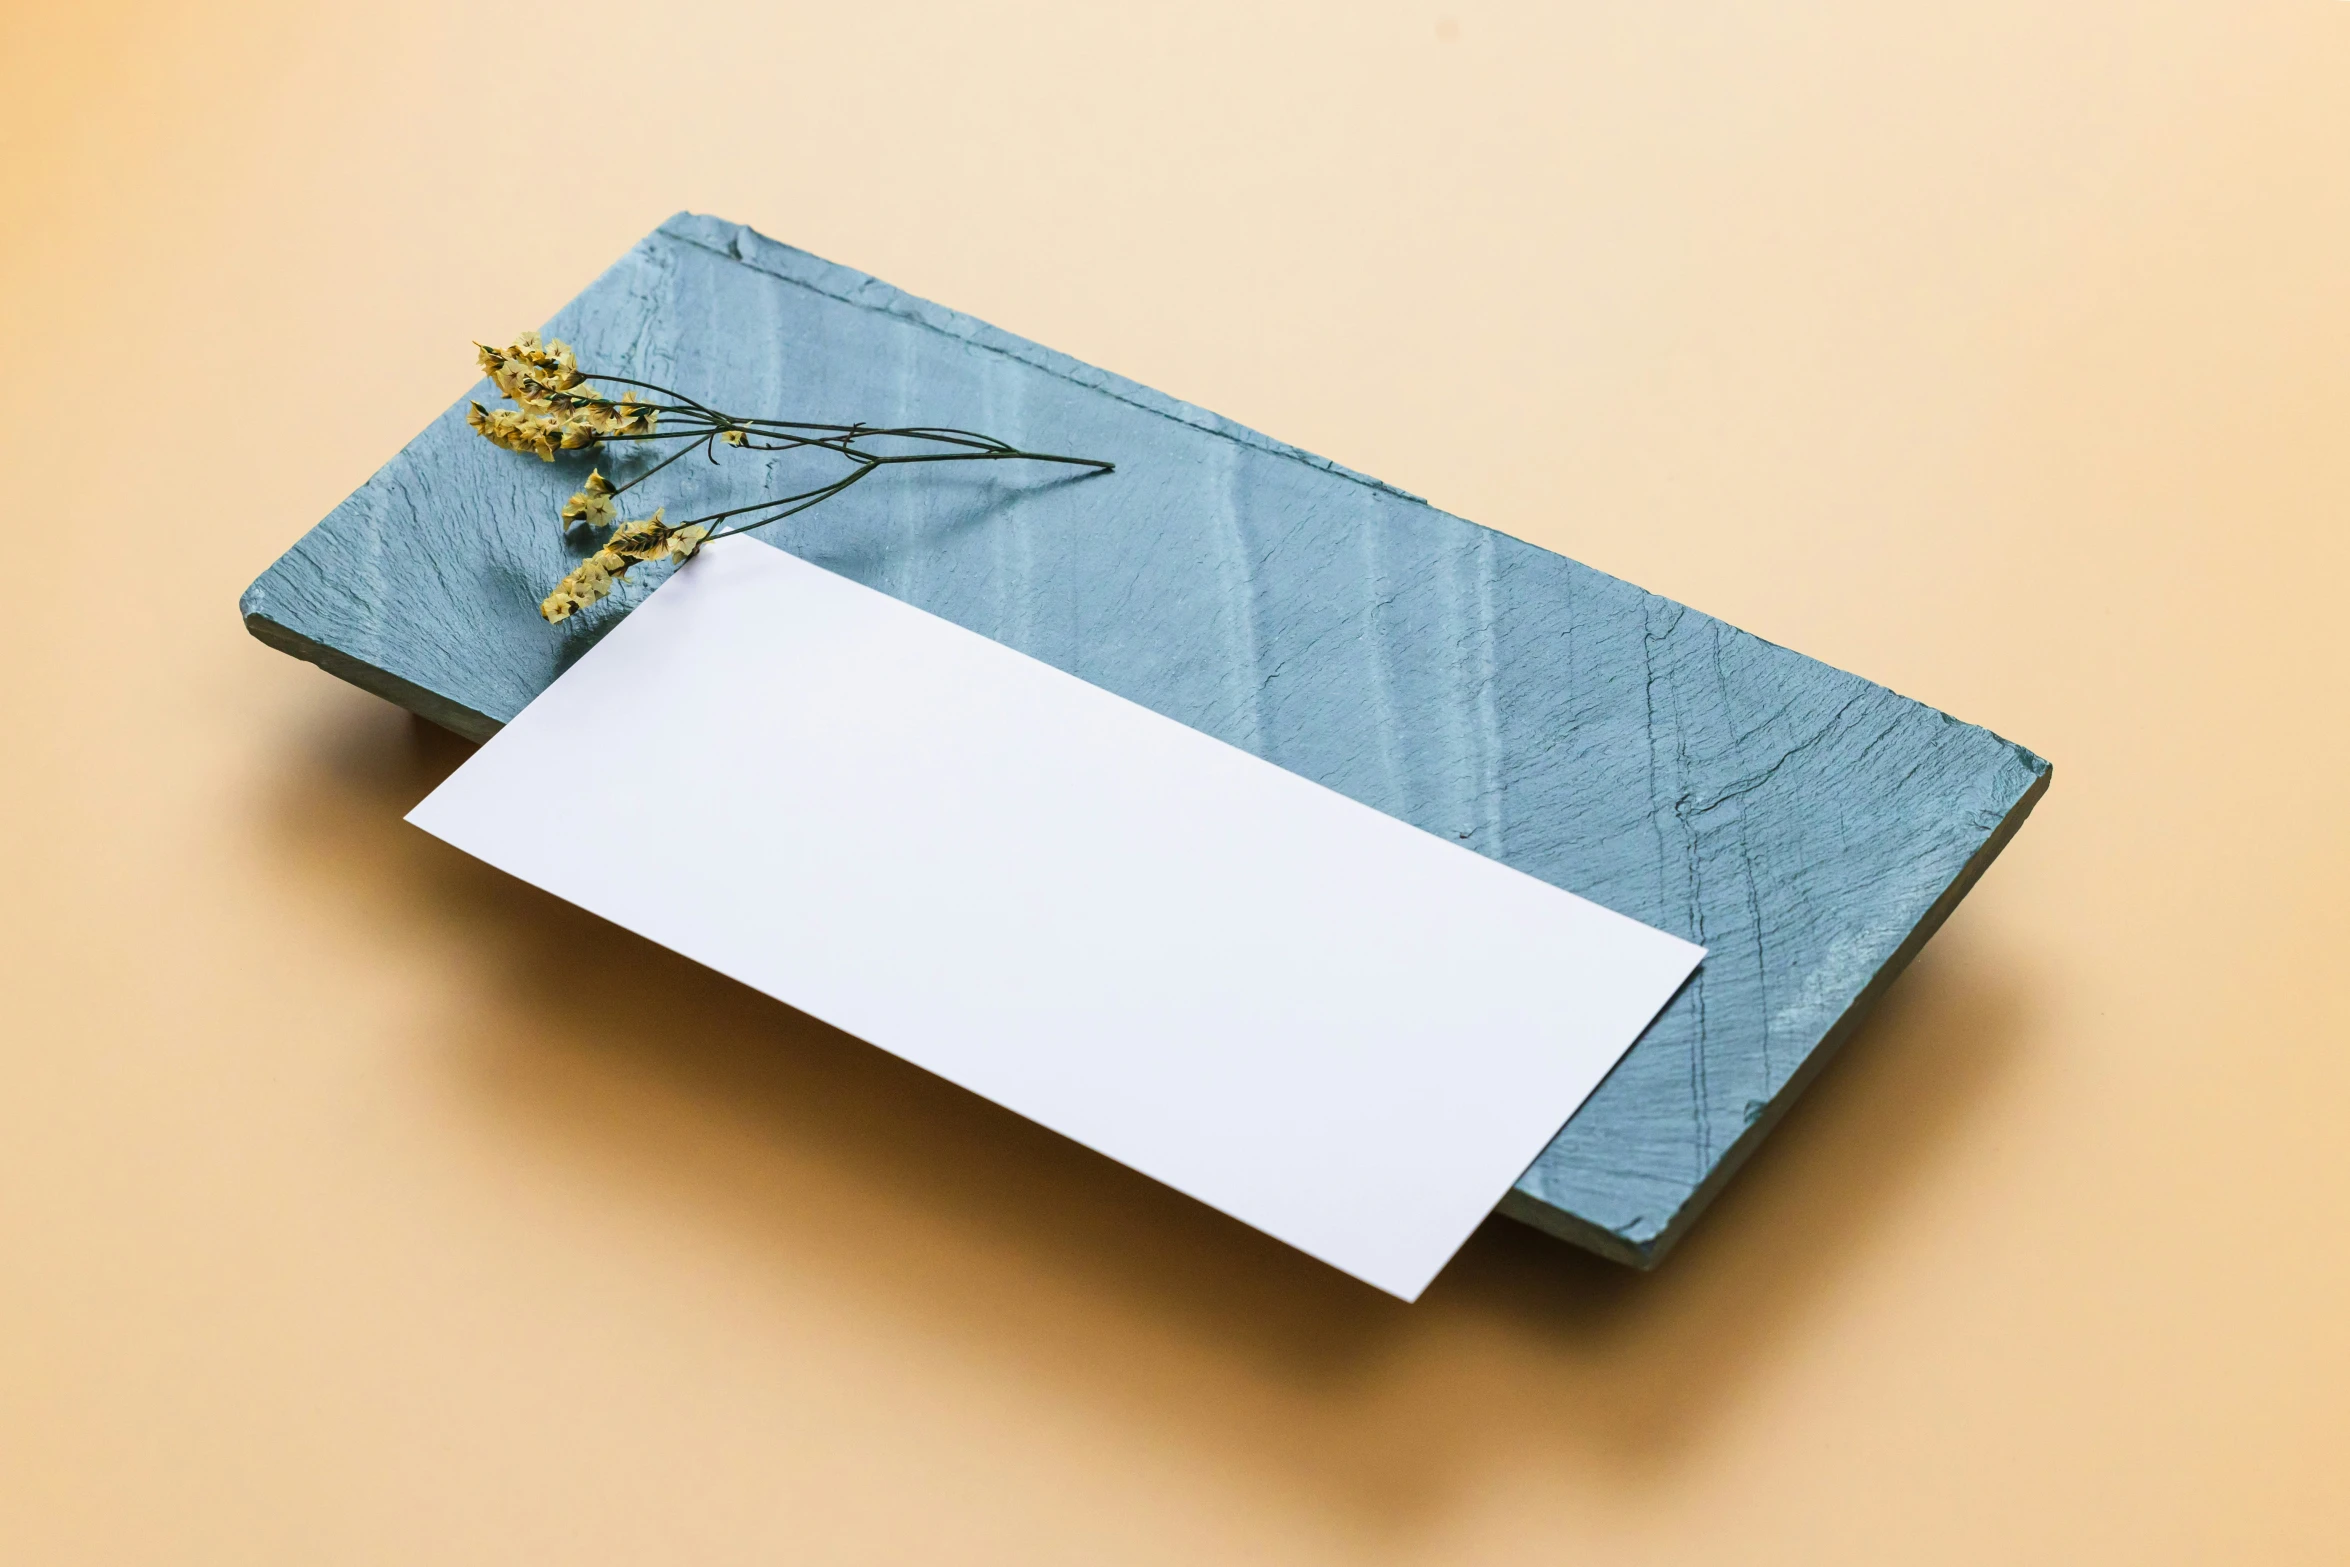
1495 761 2052 1268
245 609 501 742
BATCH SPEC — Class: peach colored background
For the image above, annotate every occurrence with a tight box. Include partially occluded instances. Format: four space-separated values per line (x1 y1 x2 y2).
5 2 2346 1561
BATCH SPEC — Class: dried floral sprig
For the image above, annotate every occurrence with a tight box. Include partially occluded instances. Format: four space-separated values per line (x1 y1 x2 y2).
467 334 657 459
481 330 580 405
560 468 618 529
467 331 1114 623
539 508 714 623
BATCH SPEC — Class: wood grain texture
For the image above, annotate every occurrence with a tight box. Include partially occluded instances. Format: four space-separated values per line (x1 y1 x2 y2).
241 213 2049 1266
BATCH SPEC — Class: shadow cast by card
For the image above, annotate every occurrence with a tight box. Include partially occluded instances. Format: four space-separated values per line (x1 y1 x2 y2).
259 696 2035 1528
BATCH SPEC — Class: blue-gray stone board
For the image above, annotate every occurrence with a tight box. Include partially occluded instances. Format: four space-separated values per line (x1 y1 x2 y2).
241 214 2049 1269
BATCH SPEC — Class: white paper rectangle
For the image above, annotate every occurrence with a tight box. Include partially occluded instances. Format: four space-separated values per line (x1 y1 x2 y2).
408 537 1702 1299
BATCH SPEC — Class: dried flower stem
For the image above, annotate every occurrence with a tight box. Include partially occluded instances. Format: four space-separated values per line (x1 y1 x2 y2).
469 332 1114 623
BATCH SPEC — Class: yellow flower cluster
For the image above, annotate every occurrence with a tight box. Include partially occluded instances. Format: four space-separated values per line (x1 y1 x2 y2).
468 332 658 461
477 330 582 407
538 510 714 623
560 469 617 531
474 331 585 408
467 403 598 460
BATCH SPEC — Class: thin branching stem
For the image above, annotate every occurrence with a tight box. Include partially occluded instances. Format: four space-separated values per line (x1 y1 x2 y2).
570 364 1112 542
491 342 1114 622
566 371 729 422
605 436 704 498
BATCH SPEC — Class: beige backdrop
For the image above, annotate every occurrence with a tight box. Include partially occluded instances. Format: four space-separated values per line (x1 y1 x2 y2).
5 2 2346 1561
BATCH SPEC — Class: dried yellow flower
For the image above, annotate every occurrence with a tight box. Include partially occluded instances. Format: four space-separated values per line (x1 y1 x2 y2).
540 548 624 623
467 402 603 461
606 508 672 561
468 402 553 459
473 330 1114 627
477 330 584 412
475 331 657 438
469 329 659 476
560 469 617 531
578 392 659 438
537 510 704 622
618 395 659 436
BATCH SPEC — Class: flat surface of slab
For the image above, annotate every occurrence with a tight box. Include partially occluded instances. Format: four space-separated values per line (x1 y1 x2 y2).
242 213 2050 1264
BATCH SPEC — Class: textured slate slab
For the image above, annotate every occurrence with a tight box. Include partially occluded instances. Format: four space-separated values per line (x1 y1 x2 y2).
242 213 2048 1267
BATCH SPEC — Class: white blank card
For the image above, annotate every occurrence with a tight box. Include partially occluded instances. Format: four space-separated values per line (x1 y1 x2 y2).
409 537 1702 1299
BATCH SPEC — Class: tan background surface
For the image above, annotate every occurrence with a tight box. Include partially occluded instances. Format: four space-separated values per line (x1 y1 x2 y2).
5 2 2346 1561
